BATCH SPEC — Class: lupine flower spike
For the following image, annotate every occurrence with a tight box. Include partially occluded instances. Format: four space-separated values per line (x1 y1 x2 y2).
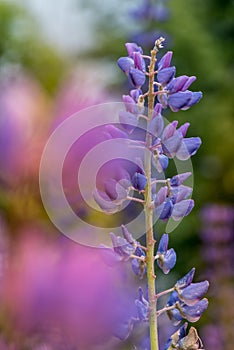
94 37 208 350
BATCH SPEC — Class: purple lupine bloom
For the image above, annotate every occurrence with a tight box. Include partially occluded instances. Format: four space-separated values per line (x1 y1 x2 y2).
156 234 176 274
121 224 136 245
154 182 193 221
110 232 135 260
156 52 203 112
156 198 174 220
165 323 204 350
125 42 143 57
93 188 124 214
167 75 197 94
117 57 134 73
147 103 165 137
135 287 149 321
167 291 208 325
128 67 146 88
157 51 173 70
175 268 195 289
149 116 201 169
157 66 176 86
131 246 146 278
119 110 139 133
179 298 209 323
133 51 146 72
177 281 209 306
172 199 195 221
164 322 187 350
170 185 193 204
120 90 144 133
118 43 146 89
132 172 147 191
170 172 192 186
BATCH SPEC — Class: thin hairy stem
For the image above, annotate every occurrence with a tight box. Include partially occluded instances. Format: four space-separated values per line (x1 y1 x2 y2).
144 38 165 350
156 287 175 299
157 304 176 317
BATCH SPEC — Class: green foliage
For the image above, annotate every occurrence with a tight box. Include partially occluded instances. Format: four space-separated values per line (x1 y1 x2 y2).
0 2 67 94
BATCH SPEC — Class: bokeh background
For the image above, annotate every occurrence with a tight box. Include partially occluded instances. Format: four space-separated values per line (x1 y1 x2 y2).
0 0 233 349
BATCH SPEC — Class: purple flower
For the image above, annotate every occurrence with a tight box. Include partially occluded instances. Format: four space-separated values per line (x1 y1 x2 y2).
128 67 146 88
157 51 173 70
147 104 165 137
157 66 176 86
177 281 209 306
121 224 136 245
119 110 138 133
175 268 195 289
117 43 146 89
166 75 197 94
167 291 208 325
135 287 149 321
167 91 203 112
170 185 193 204
156 198 174 220
130 0 170 22
165 324 204 350
132 172 147 191
154 186 168 206
154 182 193 221
172 199 194 221
131 246 146 278
150 120 201 166
117 57 134 73
125 42 143 57
133 51 146 72
156 234 177 274
153 153 169 173
156 51 203 112
110 232 135 260
170 172 192 186
93 189 121 214
179 298 209 323
176 137 202 161
164 322 188 350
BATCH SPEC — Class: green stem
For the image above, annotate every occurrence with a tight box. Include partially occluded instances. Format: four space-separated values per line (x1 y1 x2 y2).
144 40 162 350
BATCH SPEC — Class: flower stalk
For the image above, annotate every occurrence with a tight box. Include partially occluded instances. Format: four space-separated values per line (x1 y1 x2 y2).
95 37 208 349
143 38 164 350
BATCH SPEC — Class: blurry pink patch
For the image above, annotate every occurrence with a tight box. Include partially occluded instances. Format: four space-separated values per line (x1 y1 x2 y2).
0 230 135 347
0 73 50 183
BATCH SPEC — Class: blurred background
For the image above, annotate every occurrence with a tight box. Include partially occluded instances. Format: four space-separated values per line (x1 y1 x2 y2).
0 0 233 349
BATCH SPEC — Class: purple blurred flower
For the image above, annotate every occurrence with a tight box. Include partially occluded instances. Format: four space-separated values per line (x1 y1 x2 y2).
130 0 170 22
0 231 135 347
0 73 49 183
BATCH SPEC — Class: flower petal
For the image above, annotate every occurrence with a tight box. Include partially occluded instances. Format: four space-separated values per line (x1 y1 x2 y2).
117 57 134 73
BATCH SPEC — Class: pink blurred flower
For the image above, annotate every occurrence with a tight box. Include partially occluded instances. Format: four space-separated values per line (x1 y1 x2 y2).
0 229 135 348
0 72 50 184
